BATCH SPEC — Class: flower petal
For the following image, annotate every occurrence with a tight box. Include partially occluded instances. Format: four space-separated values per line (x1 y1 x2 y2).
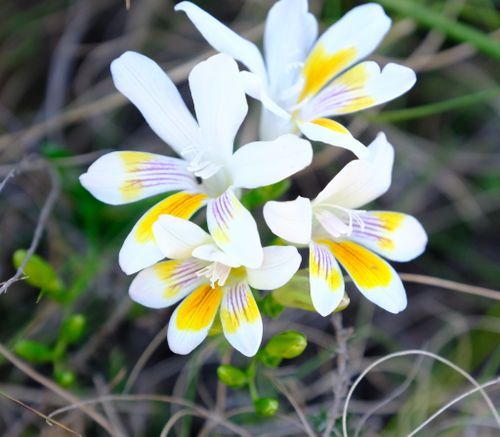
247 245 302 290
189 54 248 165
264 0 317 93
220 281 262 357
326 240 407 314
297 118 369 158
298 3 391 100
152 215 212 260
119 192 207 274
175 1 266 79
167 284 223 354
191 243 241 268
309 241 345 316
110 52 199 155
313 132 394 209
129 259 207 309
79 151 198 205
350 211 427 262
305 62 416 117
230 134 313 189
263 197 312 245
207 189 263 268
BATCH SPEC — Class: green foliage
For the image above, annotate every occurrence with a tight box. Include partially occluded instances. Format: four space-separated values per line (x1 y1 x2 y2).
54 365 76 388
60 314 86 344
259 293 285 319
264 330 307 359
253 397 279 417
217 364 248 388
240 179 290 210
14 340 53 364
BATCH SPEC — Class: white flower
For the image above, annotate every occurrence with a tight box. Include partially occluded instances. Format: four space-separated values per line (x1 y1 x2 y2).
129 214 302 356
263 133 428 315
175 0 416 157
79 52 312 274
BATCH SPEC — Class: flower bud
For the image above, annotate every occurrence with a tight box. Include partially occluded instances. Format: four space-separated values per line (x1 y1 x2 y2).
254 397 279 417
217 364 247 388
14 340 53 364
54 367 76 387
259 294 284 319
60 314 86 344
265 331 307 359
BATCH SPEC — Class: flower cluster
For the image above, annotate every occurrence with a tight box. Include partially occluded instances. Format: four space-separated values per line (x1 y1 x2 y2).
80 1 427 357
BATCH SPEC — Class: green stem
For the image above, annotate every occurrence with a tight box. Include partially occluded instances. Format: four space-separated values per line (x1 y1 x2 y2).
247 359 258 401
378 0 500 60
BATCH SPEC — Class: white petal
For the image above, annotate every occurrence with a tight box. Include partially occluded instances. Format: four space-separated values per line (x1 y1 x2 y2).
304 62 416 118
298 3 391 100
129 259 207 309
119 192 207 274
189 54 248 165
350 212 427 262
230 134 312 189
297 119 369 158
309 241 345 316
263 197 312 245
110 52 199 155
314 132 394 209
175 1 267 79
247 245 301 290
207 189 263 268
79 151 198 205
259 107 295 141
191 243 241 268
240 71 290 120
167 284 223 354
264 0 318 94
328 240 407 314
152 215 212 260
220 281 262 357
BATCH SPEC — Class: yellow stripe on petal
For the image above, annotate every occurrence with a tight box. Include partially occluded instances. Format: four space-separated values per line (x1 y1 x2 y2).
299 43 357 102
330 63 375 113
220 281 262 357
323 240 391 288
176 284 222 332
135 192 206 244
310 243 343 291
311 118 350 135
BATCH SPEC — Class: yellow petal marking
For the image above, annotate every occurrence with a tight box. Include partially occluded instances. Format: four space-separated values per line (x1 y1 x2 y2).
220 288 259 334
319 240 392 289
299 43 357 102
309 243 343 291
135 192 206 243
371 212 405 251
311 118 350 134
332 63 375 112
176 284 222 331
119 152 156 201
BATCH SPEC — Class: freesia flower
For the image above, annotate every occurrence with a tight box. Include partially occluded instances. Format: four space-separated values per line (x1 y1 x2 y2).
263 133 427 315
175 0 416 157
80 52 312 274
129 214 301 356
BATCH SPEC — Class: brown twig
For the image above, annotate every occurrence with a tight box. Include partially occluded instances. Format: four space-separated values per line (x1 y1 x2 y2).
323 312 351 437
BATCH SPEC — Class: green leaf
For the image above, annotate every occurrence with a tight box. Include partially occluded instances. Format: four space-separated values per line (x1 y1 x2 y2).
217 364 248 388
254 397 279 417
378 0 500 60
14 340 53 364
13 249 63 294
265 330 307 359
60 314 86 344
240 179 291 210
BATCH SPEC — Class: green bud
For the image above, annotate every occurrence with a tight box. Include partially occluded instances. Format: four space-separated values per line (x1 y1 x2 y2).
259 294 285 319
257 348 282 368
265 331 307 359
254 397 279 417
54 367 76 387
272 270 315 312
14 340 53 364
13 249 63 294
60 314 86 344
217 364 247 388
241 179 290 210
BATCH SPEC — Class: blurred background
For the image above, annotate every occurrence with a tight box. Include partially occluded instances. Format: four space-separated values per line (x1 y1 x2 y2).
0 0 499 435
